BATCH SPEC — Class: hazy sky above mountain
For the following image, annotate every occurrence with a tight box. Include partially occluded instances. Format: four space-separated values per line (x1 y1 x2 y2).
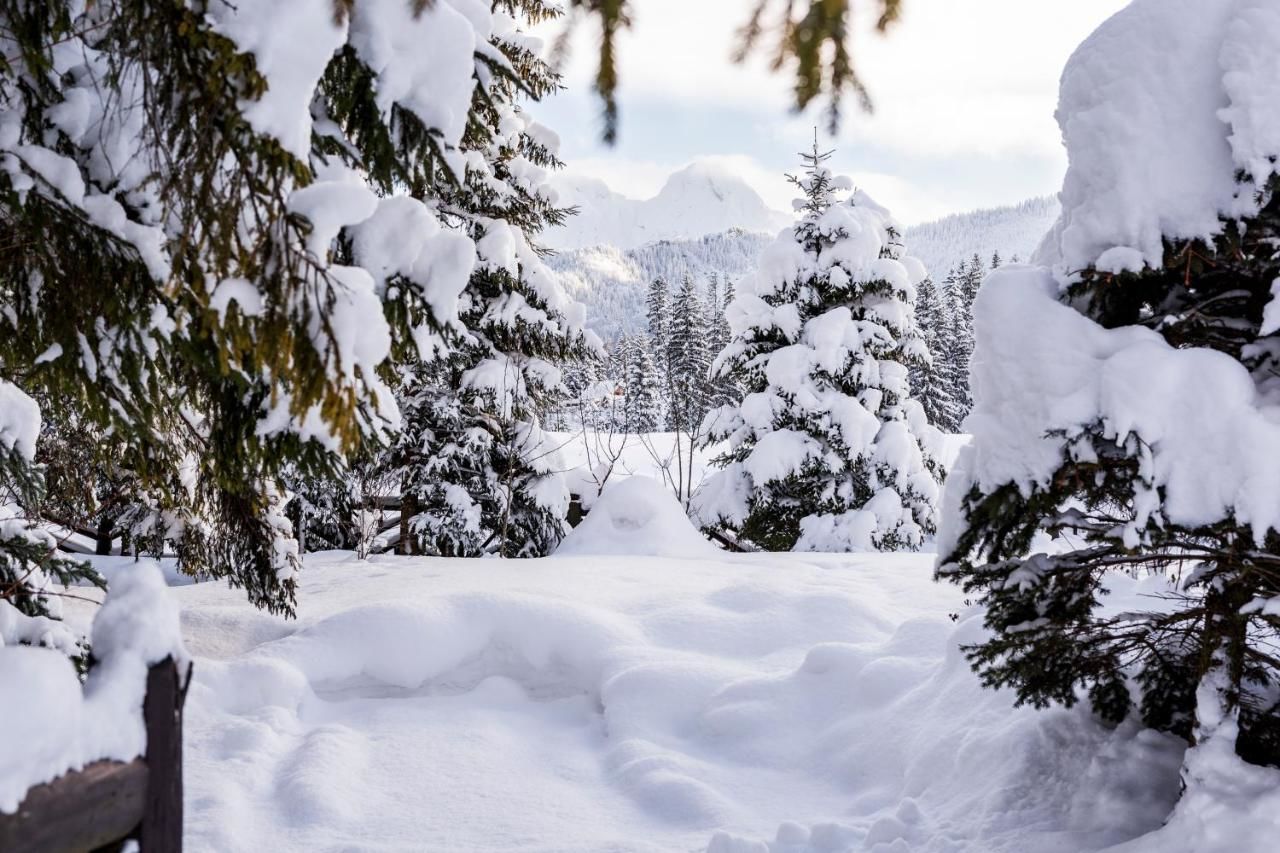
535 0 1128 224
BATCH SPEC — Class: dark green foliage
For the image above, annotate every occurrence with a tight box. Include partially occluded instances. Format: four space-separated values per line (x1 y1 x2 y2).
0 443 104 616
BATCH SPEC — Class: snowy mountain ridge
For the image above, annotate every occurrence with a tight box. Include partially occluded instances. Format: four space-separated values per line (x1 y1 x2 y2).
544 162 794 251
552 194 1063 340
905 195 1060 279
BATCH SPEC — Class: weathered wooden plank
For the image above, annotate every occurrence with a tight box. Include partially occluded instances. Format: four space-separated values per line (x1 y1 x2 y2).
0 759 147 853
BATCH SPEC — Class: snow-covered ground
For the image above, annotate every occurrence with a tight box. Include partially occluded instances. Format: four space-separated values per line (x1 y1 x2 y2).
152 547 1189 853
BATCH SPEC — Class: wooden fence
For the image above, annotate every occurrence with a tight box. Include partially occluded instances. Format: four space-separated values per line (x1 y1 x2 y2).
0 657 191 853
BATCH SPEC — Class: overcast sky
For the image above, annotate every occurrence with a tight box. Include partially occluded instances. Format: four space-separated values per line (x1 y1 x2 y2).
535 0 1128 224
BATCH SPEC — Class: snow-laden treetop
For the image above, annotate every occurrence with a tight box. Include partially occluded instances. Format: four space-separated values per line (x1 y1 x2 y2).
942 0 1280 554
1038 0 1280 277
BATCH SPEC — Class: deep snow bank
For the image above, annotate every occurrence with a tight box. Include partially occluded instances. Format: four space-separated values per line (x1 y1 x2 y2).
172 552 1189 852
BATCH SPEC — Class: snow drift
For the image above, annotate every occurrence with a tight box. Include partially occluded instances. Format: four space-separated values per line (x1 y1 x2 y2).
156 552 1189 852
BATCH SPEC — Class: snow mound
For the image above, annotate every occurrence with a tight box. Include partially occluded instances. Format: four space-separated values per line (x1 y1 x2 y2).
555 476 719 557
1103 716 1280 853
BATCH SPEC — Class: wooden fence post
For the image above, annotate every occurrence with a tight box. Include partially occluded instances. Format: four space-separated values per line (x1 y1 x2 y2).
138 657 189 853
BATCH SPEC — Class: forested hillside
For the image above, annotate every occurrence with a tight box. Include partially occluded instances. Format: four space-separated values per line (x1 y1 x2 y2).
551 195 1061 340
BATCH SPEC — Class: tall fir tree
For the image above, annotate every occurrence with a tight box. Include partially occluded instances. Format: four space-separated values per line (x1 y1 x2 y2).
947 256 985 417
705 272 723 337
697 141 942 551
647 276 672 355
910 277 963 432
391 0 592 559
622 336 663 433
645 276 672 428
668 275 712 436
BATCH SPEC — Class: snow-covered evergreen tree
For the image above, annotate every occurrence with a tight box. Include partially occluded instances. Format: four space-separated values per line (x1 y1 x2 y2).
668 275 712 436
940 0 1280 769
946 256 984 417
622 336 663 433
696 142 942 552
0 0 535 618
391 0 593 559
647 276 672 357
645 276 673 428
706 275 742 411
910 277 963 432
705 273 723 335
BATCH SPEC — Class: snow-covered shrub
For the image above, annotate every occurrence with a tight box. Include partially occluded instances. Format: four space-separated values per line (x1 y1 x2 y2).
939 0 1280 768
694 143 943 552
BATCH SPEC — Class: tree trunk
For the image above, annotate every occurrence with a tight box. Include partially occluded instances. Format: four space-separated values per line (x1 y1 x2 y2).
399 493 418 556
95 517 115 556
1194 569 1251 747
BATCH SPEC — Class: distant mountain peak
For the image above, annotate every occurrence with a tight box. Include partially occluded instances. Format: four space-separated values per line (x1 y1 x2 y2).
545 164 792 251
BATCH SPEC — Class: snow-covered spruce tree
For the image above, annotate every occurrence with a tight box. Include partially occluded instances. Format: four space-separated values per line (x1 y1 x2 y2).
656 274 714 504
556 355 602 430
622 336 663 433
910 277 963 433
946 256 983 418
0 1 525 620
696 143 942 551
647 276 671 353
645 275 672 427
707 286 742 413
668 275 712 436
390 0 594 558
705 272 723 338
940 0 1280 769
